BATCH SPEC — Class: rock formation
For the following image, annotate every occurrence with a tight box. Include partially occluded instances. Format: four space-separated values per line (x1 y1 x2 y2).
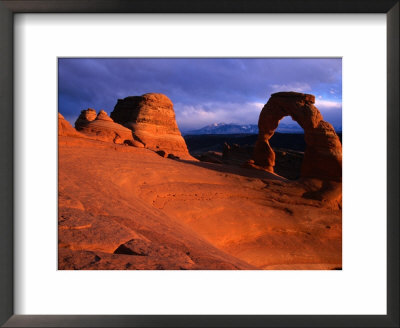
58 113 84 138
74 108 97 128
110 93 192 159
75 109 142 146
197 151 223 164
223 143 253 166
253 92 342 182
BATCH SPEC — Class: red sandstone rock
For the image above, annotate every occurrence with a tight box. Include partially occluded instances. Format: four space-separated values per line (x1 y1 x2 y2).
167 153 180 160
96 109 113 122
58 136 342 269
156 150 167 158
124 139 145 148
110 93 193 159
253 92 342 182
58 113 84 138
74 108 97 128
75 109 142 146
113 238 194 267
197 151 223 164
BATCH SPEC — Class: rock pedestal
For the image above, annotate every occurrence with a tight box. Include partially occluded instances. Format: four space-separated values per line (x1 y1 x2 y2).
111 93 192 159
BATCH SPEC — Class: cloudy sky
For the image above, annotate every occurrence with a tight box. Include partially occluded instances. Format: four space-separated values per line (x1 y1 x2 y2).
58 58 342 132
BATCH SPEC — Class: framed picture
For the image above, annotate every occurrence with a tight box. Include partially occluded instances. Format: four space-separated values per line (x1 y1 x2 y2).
0 0 398 327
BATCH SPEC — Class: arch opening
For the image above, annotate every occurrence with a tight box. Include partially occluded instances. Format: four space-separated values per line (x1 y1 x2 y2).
270 118 304 180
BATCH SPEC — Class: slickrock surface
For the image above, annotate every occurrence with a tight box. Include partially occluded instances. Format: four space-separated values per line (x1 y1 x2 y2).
110 93 193 159
59 136 342 270
58 113 85 138
253 92 342 182
75 109 141 146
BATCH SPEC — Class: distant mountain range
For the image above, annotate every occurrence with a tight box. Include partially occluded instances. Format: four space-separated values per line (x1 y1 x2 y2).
184 123 258 135
184 122 304 135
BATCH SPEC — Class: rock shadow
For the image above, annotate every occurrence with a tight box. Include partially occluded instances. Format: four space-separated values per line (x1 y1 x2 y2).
177 158 287 181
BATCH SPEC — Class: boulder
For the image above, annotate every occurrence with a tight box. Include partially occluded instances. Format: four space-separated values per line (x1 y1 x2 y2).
110 93 193 159
156 150 167 158
167 154 180 160
252 92 342 182
75 109 141 146
74 108 97 128
197 151 223 164
124 139 145 148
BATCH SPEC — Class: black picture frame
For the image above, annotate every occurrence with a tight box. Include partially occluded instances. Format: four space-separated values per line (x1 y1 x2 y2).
0 1 398 327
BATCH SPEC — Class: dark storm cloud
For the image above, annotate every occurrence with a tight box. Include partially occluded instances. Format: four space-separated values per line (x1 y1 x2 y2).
58 58 342 131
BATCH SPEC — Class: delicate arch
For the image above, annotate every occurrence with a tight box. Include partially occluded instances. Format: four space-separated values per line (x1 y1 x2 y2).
253 92 342 181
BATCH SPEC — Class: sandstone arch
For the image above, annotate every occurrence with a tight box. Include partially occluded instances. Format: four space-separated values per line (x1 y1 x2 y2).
253 92 342 182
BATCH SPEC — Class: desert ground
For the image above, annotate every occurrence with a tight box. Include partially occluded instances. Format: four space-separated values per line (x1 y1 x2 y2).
58 92 342 270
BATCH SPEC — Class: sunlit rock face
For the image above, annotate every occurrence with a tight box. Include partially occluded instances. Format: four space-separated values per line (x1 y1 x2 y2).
58 113 84 138
74 108 97 128
253 92 342 182
74 109 140 145
110 93 193 159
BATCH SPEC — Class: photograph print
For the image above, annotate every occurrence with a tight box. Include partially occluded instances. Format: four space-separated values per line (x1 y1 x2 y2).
58 58 342 270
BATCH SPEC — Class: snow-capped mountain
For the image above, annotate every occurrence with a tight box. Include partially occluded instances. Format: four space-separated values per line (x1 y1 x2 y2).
184 122 304 135
184 123 258 135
